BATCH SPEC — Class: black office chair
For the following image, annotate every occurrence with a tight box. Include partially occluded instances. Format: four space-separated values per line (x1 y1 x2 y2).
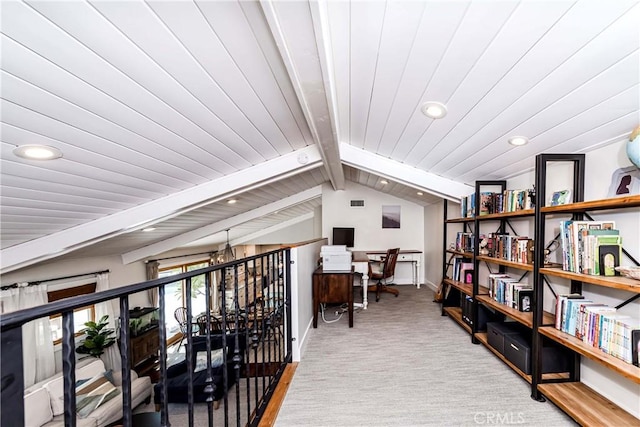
368 248 400 302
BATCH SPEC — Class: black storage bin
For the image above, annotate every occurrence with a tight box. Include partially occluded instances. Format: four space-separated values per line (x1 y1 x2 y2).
504 334 571 375
461 296 491 331
486 322 521 355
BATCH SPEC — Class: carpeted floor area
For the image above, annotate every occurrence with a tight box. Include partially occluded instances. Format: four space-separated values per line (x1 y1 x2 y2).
274 285 576 427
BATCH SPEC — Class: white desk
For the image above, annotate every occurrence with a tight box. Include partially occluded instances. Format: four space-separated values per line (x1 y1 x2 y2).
366 250 422 287
351 251 371 309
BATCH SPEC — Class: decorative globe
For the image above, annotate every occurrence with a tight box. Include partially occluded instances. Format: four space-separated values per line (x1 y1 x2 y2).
628 126 640 169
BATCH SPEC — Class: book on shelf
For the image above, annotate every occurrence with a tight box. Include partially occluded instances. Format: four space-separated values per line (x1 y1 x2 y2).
554 294 582 329
632 330 640 367
559 220 619 274
460 188 533 217
553 288 640 365
487 273 510 299
515 287 533 312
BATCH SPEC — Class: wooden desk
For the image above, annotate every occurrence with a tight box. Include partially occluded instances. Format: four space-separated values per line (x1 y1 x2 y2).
312 267 354 328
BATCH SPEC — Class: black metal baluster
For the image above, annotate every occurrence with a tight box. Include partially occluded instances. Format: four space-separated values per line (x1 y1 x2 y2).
119 298 132 426
185 277 194 427
157 283 170 427
1 325 24 427
204 271 214 427
61 310 76 427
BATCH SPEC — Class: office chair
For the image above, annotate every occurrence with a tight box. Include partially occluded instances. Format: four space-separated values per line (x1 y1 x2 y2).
368 248 400 302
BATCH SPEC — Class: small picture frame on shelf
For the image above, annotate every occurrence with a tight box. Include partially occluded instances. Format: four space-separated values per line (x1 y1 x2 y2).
550 189 572 206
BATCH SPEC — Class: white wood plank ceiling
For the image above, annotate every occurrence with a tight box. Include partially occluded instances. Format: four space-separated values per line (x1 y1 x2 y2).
1 0 638 273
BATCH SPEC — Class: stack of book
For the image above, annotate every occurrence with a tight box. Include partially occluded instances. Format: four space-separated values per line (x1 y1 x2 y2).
487 273 533 312
555 294 640 366
559 220 622 275
484 233 533 264
455 232 474 252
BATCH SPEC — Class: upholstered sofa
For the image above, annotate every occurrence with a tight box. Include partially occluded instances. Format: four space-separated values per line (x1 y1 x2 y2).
23 358 152 427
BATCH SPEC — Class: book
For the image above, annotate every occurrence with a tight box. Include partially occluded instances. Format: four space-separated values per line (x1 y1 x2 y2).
632 329 640 367
554 293 582 330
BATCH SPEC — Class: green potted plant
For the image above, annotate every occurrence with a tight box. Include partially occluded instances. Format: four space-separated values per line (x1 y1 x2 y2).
76 315 116 358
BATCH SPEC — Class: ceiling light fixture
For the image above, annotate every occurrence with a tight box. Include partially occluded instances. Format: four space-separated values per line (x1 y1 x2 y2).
227 199 237 204
421 102 447 119
380 179 388 185
141 227 156 232
417 191 423 196
13 145 63 160
508 136 529 146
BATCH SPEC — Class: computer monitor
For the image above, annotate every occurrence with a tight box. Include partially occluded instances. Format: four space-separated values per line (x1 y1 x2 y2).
332 227 354 248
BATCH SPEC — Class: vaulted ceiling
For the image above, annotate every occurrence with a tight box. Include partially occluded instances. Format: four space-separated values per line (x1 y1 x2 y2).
1 0 638 274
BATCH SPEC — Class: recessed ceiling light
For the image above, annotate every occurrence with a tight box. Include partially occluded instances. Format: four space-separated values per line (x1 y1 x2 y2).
380 179 388 185
508 136 529 146
417 191 423 196
13 145 63 160
421 102 447 119
142 227 156 232
227 199 237 204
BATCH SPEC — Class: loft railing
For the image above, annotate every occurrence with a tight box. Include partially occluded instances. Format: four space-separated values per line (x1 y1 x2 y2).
0 248 292 427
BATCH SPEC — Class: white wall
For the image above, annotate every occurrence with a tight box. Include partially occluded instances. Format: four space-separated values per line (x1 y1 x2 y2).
424 201 445 291
321 181 425 284
289 239 326 362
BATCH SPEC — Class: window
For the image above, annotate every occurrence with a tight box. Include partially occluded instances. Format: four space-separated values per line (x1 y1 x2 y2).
48 283 96 344
160 261 210 337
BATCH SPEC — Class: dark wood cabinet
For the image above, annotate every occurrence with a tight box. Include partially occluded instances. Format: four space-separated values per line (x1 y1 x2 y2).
129 326 159 368
312 267 354 328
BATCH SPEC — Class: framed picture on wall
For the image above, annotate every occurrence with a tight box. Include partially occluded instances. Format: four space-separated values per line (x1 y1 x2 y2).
382 205 401 228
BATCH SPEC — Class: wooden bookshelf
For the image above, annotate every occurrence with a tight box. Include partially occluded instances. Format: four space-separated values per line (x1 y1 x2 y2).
446 216 475 224
541 195 640 214
476 294 554 328
477 256 534 271
444 278 473 296
443 307 471 334
539 267 640 293
475 208 534 220
538 382 639 426
446 249 473 258
539 326 640 384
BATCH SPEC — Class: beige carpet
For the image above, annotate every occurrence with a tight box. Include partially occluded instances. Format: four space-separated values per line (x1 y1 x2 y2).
274 286 576 427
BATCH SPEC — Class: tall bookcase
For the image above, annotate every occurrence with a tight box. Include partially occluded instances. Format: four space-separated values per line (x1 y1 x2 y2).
440 153 640 425
531 154 640 425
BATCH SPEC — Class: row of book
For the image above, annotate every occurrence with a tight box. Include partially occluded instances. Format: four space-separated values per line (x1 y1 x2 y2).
555 294 639 366
559 220 622 276
455 232 474 253
483 233 534 264
452 257 474 284
460 189 534 218
487 273 532 312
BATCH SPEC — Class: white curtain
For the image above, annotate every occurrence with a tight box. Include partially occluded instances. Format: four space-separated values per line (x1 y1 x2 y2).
94 273 122 372
146 261 159 307
0 283 55 388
